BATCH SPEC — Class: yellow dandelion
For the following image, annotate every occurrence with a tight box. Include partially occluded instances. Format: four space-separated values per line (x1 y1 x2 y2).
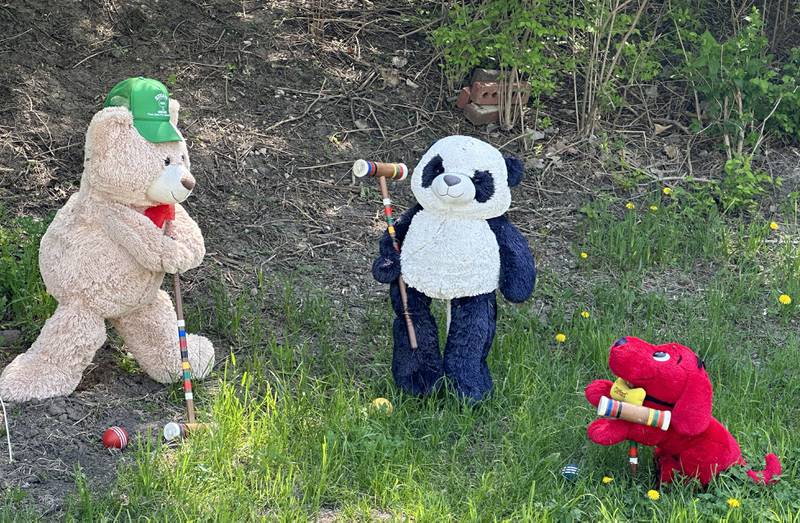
580 251 589 259
625 202 636 210
581 310 591 319
779 294 792 305
602 476 613 484
649 205 658 212
646 489 660 501
555 333 567 343
770 221 779 231
662 187 672 196
727 498 741 509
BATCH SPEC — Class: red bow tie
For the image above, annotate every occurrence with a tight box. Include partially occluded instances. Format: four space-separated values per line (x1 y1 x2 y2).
143 204 176 229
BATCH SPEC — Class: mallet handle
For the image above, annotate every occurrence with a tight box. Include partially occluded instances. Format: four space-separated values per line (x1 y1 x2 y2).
378 176 418 349
165 221 196 424
353 159 408 181
597 396 671 431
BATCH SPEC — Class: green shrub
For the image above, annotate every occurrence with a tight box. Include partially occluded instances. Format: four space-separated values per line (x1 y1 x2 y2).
678 7 800 145
431 0 573 115
0 208 55 341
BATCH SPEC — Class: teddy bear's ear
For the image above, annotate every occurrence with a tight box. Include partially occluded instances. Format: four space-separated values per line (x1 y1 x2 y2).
169 99 180 127
504 155 525 187
86 107 134 156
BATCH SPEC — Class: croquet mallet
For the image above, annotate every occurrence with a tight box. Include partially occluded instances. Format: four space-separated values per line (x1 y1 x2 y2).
353 159 417 350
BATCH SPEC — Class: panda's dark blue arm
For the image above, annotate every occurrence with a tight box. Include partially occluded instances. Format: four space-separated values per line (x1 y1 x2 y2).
488 215 536 303
372 204 423 284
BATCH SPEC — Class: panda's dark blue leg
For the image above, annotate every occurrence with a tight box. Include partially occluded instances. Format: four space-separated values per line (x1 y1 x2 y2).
443 292 497 402
390 282 443 396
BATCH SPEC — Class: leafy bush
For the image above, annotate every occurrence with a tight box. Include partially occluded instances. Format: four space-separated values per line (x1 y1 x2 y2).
431 0 573 129
678 7 800 146
0 209 55 341
575 0 658 134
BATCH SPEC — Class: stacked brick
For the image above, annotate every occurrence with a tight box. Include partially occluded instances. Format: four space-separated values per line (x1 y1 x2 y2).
456 69 531 126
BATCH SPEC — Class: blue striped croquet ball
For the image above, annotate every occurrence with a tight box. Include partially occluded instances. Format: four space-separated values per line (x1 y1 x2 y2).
561 463 580 481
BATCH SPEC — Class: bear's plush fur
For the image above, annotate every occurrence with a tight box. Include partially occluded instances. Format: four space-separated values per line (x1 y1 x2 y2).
0 99 214 402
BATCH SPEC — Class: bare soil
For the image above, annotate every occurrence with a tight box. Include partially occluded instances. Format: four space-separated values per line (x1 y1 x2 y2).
1 0 799 516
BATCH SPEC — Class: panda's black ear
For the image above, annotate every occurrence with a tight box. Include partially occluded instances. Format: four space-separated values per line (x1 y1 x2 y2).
504 155 525 187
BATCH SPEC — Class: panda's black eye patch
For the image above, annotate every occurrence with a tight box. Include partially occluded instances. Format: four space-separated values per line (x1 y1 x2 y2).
472 170 495 203
421 154 444 188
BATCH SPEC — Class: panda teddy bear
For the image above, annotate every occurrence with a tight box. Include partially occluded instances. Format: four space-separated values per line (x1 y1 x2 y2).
372 135 536 401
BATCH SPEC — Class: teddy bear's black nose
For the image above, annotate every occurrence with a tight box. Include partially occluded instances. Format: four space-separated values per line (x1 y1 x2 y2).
443 175 460 186
181 177 195 191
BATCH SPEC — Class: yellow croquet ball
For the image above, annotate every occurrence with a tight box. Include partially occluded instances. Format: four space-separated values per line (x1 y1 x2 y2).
370 397 394 415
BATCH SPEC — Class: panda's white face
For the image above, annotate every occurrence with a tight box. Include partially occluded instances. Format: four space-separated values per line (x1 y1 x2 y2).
411 135 511 220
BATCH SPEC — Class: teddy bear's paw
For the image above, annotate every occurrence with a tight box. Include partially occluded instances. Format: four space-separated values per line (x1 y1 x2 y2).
186 334 215 380
0 354 79 402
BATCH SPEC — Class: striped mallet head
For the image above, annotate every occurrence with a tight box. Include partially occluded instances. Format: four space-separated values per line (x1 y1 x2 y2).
352 159 408 181
597 395 671 431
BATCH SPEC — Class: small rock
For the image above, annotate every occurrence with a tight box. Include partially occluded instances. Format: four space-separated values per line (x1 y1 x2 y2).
250 287 259 296
354 119 369 130
391 56 408 68
381 69 401 88
526 129 546 142
654 123 671 135
47 401 66 417
58 414 68 422
664 144 680 159
525 158 546 170
645 85 658 99
0 329 21 346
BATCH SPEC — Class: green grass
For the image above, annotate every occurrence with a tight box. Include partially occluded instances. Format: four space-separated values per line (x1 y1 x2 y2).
0 208 56 343
3 196 800 521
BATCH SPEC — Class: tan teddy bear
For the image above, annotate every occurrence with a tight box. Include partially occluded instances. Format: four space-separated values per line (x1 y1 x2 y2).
0 78 214 402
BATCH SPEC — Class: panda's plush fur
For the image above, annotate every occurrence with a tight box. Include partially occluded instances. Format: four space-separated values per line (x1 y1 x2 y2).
372 135 536 401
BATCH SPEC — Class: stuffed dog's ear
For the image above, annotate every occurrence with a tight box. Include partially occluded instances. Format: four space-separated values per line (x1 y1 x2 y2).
670 368 713 436
504 156 524 187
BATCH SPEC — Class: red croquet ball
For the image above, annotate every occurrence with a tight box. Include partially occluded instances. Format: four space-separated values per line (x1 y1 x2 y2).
102 426 129 449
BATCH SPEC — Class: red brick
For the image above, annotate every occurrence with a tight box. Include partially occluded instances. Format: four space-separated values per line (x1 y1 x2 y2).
471 68 500 84
507 83 531 105
464 103 499 125
470 81 500 104
455 86 471 109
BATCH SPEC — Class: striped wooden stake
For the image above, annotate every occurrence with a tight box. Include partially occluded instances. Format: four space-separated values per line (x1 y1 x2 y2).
165 221 195 424
377 176 418 350
628 442 639 475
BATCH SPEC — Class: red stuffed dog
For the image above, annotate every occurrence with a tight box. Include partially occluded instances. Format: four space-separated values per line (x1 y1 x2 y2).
585 336 781 485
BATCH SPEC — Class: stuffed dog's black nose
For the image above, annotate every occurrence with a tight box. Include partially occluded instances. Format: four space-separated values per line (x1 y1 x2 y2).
443 175 460 186
612 337 627 348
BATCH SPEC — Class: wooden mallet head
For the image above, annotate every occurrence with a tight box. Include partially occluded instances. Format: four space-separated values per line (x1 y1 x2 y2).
352 159 408 181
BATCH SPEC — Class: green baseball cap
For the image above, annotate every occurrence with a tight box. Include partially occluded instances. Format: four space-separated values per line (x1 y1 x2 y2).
103 77 182 143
